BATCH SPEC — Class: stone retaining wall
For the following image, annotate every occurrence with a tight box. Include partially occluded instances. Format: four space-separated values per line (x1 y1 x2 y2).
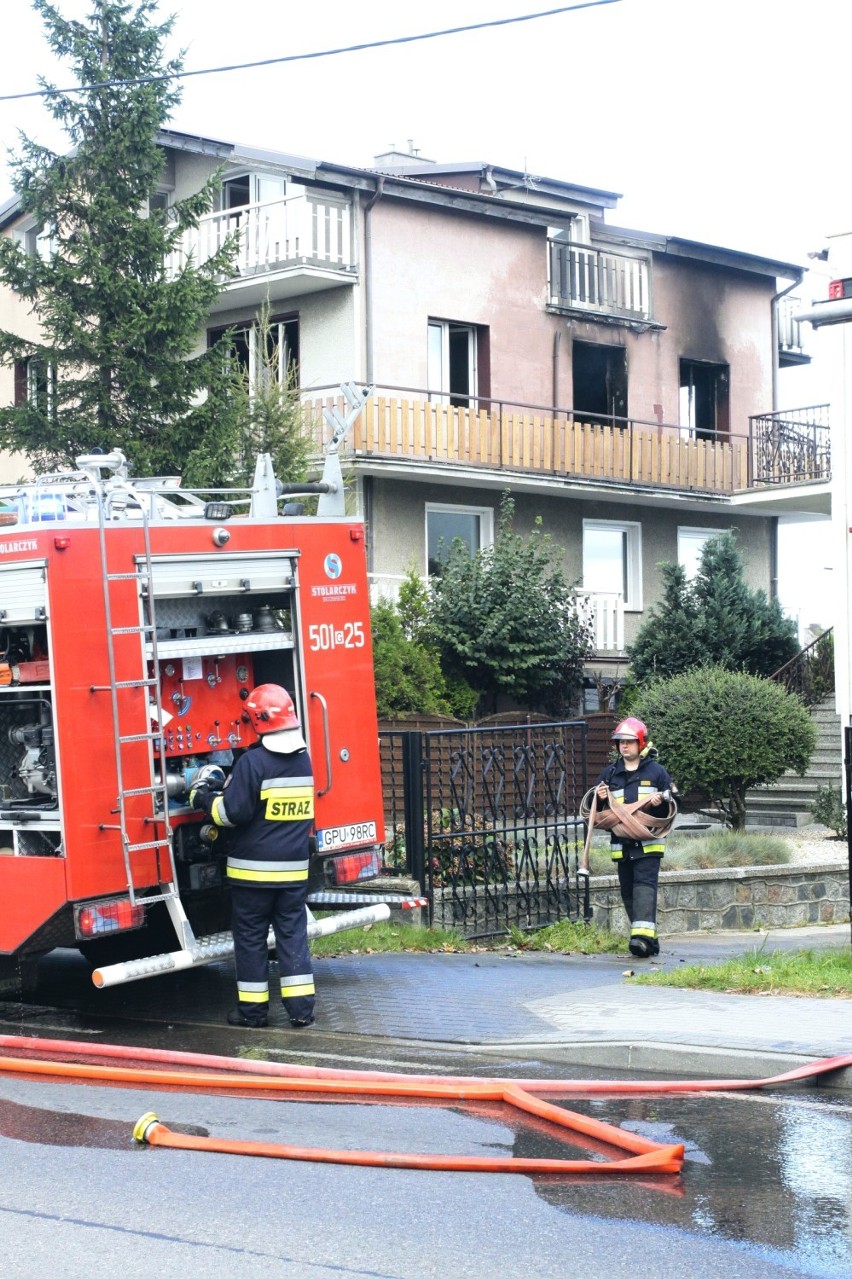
376 863 849 937
590 861 850 936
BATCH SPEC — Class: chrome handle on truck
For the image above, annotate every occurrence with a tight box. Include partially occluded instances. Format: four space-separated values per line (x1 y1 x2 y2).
310 689 332 797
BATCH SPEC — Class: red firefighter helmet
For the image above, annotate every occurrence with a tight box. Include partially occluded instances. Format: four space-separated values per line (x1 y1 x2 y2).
244 684 300 734
612 716 648 751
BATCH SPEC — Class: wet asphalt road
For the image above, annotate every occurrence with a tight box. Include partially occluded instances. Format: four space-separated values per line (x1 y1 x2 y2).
0 947 850 1277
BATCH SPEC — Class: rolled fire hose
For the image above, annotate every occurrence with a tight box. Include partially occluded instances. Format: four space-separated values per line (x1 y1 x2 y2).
579 785 678 844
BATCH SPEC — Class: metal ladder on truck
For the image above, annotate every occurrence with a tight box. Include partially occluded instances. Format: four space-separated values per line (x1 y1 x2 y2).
92 480 196 954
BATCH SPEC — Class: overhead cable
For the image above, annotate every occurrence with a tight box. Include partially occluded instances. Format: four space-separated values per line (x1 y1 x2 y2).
0 1 621 102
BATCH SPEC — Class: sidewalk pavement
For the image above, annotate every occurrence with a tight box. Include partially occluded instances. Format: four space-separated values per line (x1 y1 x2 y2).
24 924 852 1089
312 923 852 1085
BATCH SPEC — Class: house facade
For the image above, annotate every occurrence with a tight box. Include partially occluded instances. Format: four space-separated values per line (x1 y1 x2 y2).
0 132 830 697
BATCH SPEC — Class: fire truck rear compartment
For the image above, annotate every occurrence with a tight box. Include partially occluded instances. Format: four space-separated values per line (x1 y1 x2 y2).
0 444 389 986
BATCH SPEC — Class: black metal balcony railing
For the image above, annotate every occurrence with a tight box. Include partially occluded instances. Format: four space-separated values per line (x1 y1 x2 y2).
748 405 831 486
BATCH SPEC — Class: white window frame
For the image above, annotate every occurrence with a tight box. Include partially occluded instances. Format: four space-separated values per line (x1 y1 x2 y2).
13 218 57 260
582 519 642 611
425 502 494 575
209 314 298 394
220 171 291 211
677 526 722 581
25 356 56 416
147 188 172 217
427 320 478 406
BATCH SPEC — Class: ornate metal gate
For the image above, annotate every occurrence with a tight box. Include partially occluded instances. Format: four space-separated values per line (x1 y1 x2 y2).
380 721 589 937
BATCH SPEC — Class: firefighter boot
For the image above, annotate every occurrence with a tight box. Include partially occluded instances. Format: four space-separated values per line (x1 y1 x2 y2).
227 1007 269 1028
628 935 659 958
627 857 661 958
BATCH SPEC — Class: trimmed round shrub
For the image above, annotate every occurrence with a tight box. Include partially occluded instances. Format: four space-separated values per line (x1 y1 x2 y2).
634 666 815 830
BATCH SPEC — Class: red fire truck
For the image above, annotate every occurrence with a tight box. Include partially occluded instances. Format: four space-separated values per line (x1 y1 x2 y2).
0 397 415 994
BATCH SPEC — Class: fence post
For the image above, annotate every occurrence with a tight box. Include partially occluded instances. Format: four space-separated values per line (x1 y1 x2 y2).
839 726 844 946
402 731 426 890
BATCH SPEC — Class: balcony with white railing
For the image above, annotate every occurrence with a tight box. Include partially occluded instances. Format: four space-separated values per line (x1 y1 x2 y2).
777 295 811 366
166 193 357 309
549 239 651 320
575 590 625 653
367 576 624 654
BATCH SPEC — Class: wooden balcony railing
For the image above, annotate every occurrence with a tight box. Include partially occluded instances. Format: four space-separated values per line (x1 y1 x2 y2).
304 390 750 494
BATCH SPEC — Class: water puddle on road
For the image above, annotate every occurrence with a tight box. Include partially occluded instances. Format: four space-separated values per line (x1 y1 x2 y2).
0 1097 208 1150
523 1089 852 1278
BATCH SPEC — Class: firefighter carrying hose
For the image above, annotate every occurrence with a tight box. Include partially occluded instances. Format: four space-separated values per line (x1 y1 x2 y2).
593 717 675 958
189 684 316 1029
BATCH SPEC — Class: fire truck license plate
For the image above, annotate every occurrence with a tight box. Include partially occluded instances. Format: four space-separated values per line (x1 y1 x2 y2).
318 822 377 851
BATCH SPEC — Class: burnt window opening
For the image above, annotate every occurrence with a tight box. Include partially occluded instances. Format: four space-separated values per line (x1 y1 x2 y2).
572 341 627 424
679 360 730 442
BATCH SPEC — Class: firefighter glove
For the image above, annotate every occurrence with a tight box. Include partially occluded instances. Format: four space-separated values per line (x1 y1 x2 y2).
189 783 215 814
188 764 225 812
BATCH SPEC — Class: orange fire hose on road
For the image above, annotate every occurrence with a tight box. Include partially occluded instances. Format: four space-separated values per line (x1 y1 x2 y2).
2 1034 850 1094
131 1109 683 1175
2 1037 850 1177
0 1047 682 1175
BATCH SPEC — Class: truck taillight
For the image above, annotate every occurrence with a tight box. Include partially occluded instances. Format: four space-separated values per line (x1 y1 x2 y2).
74 898 146 939
329 849 381 884
828 278 852 300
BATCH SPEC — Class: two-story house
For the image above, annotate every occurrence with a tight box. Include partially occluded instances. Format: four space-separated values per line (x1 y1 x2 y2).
0 131 830 699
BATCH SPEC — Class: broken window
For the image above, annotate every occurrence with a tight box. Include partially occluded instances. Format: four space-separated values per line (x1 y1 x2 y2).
679 360 730 441
572 341 627 423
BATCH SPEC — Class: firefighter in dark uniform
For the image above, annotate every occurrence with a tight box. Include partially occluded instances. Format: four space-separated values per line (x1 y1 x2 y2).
190 684 316 1028
595 717 674 958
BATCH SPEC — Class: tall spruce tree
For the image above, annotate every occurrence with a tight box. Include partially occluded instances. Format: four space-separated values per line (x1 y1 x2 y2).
628 530 798 683
0 0 240 478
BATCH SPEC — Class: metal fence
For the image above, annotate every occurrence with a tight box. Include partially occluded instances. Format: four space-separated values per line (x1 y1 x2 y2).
380 721 590 938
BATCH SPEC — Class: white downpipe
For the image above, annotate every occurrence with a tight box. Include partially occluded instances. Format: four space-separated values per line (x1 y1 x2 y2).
91 903 391 989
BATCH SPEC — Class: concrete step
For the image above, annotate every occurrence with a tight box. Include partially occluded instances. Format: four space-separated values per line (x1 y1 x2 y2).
744 809 816 828
748 782 825 799
759 768 840 784
752 779 838 797
741 698 841 828
747 800 816 816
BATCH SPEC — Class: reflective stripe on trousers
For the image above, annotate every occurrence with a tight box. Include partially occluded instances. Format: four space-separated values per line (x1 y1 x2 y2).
616 851 662 940
231 884 315 1023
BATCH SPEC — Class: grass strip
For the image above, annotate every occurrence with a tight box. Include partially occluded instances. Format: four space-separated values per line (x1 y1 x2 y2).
633 946 852 997
311 917 625 957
